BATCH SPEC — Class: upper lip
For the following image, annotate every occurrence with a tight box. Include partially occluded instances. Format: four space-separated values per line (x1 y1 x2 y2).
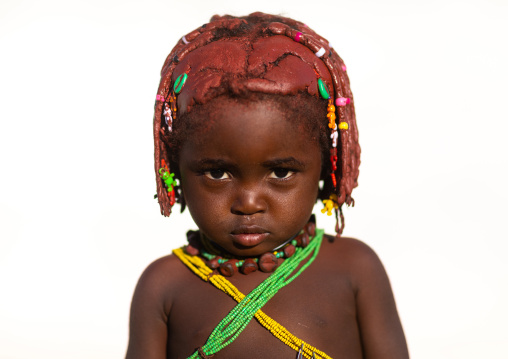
231 225 268 235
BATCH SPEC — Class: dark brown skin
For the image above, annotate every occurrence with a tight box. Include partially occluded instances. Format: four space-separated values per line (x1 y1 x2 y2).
154 13 361 218
127 99 408 358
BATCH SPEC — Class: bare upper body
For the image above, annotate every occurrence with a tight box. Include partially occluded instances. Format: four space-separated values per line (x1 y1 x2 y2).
133 50 409 358
126 234 409 359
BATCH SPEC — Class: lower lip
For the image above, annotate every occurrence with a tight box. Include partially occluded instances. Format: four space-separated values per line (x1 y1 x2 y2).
231 233 269 247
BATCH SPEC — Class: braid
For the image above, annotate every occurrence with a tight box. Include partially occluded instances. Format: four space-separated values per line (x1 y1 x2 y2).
153 12 360 235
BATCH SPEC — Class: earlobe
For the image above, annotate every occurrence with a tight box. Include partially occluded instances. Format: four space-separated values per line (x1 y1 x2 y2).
178 182 187 212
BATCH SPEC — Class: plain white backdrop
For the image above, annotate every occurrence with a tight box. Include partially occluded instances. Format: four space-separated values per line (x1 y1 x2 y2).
1 0 507 358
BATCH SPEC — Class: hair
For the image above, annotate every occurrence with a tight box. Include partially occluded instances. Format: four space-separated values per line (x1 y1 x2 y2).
153 12 360 235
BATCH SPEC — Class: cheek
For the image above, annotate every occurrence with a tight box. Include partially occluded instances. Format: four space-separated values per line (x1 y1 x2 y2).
180 176 230 225
273 174 320 217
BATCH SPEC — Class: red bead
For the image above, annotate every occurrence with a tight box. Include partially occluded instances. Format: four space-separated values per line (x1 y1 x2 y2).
283 244 296 258
240 258 258 274
330 154 338 171
185 244 199 256
301 232 310 247
304 222 316 237
258 253 279 272
219 259 239 277
294 234 303 246
206 257 220 269
331 173 337 187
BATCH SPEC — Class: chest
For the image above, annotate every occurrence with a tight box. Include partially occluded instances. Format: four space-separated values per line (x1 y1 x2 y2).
167 267 362 358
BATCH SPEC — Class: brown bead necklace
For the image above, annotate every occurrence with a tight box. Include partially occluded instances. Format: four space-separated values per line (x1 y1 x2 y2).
183 221 317 277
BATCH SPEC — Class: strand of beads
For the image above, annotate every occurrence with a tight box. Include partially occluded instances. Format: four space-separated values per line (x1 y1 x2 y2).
175 229 327 359
315 71 340 194
335 97 350 130
174 246 330 358
184 222 316 276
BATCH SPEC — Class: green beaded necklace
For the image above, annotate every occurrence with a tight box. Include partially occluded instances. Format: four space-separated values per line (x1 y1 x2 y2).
188 229 324 358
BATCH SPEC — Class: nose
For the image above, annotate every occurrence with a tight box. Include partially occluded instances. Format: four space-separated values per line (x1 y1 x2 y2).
230 186 267 216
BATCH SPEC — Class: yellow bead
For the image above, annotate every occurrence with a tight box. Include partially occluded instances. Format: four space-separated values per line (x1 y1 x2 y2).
173 245 334 359
338 122 349 130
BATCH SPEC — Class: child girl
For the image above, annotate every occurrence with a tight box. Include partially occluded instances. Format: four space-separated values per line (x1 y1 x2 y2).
126 12 409 359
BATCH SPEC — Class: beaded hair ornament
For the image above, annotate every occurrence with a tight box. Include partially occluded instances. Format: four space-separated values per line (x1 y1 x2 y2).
153 12 360 236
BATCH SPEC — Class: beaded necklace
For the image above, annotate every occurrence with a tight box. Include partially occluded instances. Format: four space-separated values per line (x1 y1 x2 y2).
173 228 332 359
185 221 318 277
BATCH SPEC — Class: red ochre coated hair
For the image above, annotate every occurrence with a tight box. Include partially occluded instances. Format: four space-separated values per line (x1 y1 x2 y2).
153 12 360 235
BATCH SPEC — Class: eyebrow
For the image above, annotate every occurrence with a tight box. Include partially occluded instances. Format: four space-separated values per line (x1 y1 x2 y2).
191 157 306 169
261 157 306 169
195 158 231 167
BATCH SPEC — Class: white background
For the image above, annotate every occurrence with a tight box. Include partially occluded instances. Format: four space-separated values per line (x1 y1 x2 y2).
1 0 507 358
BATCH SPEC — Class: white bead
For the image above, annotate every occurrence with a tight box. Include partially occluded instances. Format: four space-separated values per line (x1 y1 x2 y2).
315 47 326 57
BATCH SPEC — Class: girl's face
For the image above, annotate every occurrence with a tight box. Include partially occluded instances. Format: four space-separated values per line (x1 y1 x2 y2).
178 97 322 257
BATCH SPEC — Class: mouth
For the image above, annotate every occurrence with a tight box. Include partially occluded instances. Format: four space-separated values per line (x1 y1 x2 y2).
230 226 269 247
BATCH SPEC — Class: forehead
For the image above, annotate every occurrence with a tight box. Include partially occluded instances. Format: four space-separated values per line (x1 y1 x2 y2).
179 97 319 161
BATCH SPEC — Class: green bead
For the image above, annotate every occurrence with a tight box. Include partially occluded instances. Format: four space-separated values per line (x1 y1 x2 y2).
202 252 214 260
188 230 325 357
291 239 297 246
318 78 330 99
173 73 188 93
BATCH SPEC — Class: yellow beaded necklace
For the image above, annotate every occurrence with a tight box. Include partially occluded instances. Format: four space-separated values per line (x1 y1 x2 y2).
173 230 333 359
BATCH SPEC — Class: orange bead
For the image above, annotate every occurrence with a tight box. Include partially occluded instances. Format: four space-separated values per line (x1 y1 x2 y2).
327 104 335 112
327 112 336 121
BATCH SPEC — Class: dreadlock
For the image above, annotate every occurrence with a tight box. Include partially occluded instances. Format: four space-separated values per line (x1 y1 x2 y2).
153 12 360 236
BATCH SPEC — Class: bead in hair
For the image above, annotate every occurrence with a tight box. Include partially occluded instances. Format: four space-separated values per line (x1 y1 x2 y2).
153 12 360 236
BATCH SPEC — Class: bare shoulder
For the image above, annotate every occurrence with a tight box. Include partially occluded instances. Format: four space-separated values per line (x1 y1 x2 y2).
126 254 189 359
319 235 409 358
319 235 387 286
131 252 198 317
136 254 188 296
321 234 381 259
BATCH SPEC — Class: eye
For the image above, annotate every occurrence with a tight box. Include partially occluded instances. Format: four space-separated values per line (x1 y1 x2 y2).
269 168 295 179
204 169 230 180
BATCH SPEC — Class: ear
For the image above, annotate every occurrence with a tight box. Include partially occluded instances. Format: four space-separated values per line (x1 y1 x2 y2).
179 193 187 213
170 160 187 213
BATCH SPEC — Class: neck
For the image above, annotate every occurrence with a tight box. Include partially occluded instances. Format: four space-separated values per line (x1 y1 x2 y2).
199 232 298 259
184 219 317 276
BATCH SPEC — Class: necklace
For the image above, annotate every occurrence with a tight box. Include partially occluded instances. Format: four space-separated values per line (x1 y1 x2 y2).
174 228 330 359
183 221 317 277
